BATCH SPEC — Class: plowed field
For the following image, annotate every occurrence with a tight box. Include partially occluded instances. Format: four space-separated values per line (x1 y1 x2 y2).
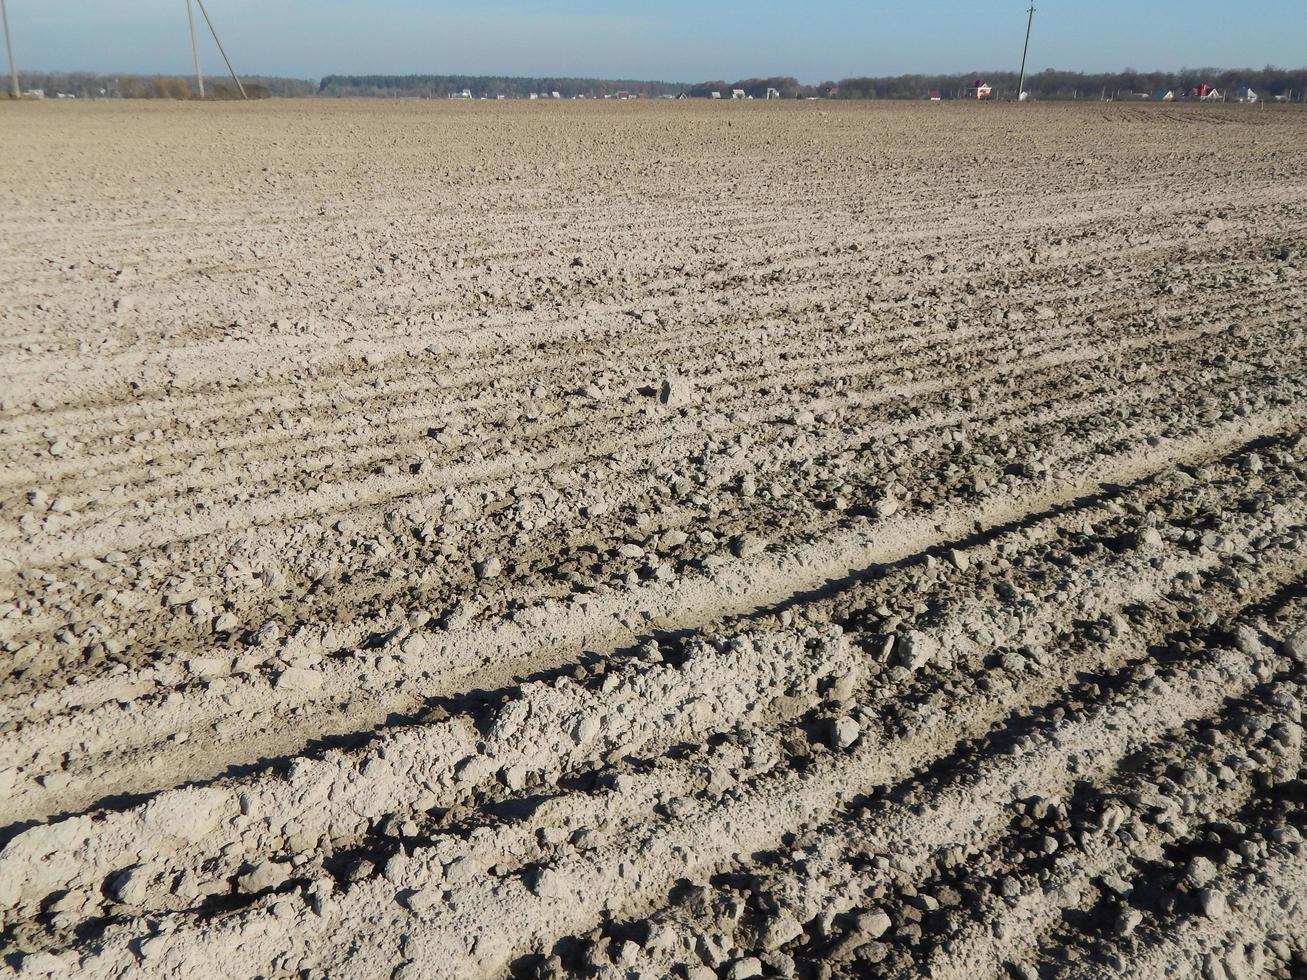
2 99 1307 979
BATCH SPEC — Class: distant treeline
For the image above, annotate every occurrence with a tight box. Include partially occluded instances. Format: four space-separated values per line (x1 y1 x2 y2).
14 67 1307 102
13 71 316 99
320 67 1307 101
827 67 1307 100
318 75 684 99
684 77 807 99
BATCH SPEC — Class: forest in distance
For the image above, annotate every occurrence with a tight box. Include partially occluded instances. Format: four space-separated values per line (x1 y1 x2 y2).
13 66 1307 101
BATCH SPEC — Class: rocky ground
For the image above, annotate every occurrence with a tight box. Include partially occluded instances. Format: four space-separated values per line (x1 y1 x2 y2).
1 98 1306 979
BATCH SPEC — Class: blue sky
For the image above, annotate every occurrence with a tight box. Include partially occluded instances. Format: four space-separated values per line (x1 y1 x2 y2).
8 0 1306 82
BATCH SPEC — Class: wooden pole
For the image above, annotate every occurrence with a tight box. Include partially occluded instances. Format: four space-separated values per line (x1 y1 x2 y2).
1016 3 1035 101
186 0 205 98
194 0 246 99
1 0 19 99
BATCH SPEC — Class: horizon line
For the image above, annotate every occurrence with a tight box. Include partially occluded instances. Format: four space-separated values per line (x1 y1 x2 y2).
14 63 1307 86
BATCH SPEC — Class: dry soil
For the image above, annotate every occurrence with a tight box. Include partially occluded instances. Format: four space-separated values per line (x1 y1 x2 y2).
2 99 1307 980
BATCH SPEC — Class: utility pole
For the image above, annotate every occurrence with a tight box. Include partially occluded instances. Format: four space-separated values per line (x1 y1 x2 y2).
185 0 205 98
2 0 19 99
194 0 247 99
1016 3 1035 102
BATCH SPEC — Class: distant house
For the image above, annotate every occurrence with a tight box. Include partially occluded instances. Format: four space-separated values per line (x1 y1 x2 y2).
1191 84 1221 100
1236 87 1257 103
927 91 942 101
765 87 780 100
675 92 689 100
1153 88 1175 101
972 80 992 100
710 91 722 99
551 91 561 99
731 89 747 100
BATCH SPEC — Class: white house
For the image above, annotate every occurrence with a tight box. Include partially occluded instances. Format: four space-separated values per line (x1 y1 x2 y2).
731 89 746 100
765 87 780 100
710 91 721 99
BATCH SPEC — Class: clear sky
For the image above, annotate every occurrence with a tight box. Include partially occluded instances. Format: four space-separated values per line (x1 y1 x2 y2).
8 0 1307 82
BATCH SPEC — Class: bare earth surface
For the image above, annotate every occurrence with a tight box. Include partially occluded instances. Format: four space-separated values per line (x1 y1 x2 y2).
2 99 1307 979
